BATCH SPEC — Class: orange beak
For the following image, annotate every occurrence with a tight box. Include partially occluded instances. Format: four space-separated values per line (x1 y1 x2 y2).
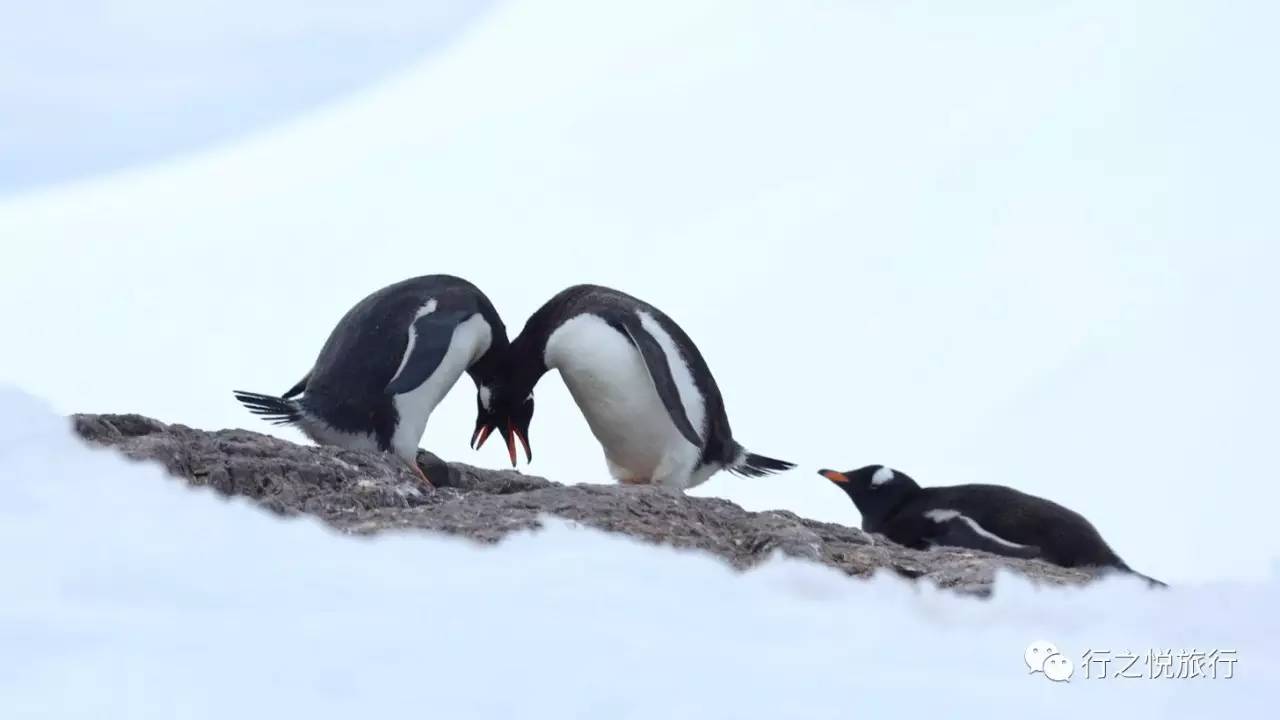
472 424 494 450
515 427 532 463
819 469 849 483
505 420 519 468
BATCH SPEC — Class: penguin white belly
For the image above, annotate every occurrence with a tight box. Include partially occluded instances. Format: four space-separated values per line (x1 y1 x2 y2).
299 420 380 453
545 314 703 489
389 314 491 460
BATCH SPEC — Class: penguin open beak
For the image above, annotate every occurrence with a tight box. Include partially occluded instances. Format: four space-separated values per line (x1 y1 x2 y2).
504 420 519 468
472 424 494 451
515 427 532 463
819 469 849 483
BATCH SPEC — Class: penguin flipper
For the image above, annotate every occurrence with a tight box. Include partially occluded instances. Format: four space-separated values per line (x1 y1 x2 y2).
609 315 703 448
925 513 1043 560
386 310 472 396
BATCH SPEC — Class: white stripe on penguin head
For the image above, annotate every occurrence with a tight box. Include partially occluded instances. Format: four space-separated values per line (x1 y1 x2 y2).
871 466 896 486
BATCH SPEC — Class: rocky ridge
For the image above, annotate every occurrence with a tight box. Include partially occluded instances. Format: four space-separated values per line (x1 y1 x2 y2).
71 413 1099 596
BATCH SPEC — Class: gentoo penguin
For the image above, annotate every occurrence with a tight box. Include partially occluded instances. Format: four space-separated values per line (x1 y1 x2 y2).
818 465 1166 587
233 275 508 487
473 284 795 489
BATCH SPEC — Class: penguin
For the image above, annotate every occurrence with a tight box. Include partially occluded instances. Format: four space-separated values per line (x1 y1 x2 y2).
472 284 795 490
233 275 509 487
818 465 1166 587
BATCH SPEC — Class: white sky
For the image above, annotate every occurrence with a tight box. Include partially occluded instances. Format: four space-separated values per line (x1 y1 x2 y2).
1 0 1276 584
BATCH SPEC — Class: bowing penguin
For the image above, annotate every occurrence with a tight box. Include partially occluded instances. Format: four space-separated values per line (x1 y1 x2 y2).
472 284 794 490
819 465 1165 586
233 275 508 487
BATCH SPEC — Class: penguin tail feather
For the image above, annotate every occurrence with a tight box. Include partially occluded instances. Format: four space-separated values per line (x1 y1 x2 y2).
1113 560 1168 589
728 447 796 478
232 390 303 426
1130 570 1169 589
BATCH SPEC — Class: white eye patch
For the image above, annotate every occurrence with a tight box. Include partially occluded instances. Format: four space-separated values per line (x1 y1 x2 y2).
479 385 492 410
871 466 895 486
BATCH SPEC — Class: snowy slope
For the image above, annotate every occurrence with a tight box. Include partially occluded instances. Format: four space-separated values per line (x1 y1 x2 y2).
0 386 1273 718
1 0 1277 584
1 1 489 193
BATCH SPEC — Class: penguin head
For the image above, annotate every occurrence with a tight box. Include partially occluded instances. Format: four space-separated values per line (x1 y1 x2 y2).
471 385 535 468
818 465 919 513
470 328 548 468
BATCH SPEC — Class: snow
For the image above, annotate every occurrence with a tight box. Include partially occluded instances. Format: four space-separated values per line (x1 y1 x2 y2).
1 386 1274 717
0 1 489 193
1 0 1277 588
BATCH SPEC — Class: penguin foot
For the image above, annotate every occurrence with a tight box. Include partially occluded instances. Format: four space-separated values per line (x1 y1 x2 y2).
618 476 651 485
406 459 435 490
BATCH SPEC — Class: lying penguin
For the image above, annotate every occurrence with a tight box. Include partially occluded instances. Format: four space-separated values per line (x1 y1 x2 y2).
233 275 509 488
474 284 795 489
818 465 1166 587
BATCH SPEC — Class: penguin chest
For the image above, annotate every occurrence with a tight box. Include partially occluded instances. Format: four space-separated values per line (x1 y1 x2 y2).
388 314 491 459
545 314 703 485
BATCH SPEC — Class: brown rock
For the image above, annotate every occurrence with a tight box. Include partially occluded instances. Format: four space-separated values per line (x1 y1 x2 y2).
71 413 1099 596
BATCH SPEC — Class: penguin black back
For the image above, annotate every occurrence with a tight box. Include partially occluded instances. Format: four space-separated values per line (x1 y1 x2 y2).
310 277 502 387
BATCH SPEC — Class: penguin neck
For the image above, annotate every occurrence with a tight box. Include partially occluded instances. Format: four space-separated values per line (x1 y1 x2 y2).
502 294 573 395
466 331 509 389
854 481 921 530
501 326 552 398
